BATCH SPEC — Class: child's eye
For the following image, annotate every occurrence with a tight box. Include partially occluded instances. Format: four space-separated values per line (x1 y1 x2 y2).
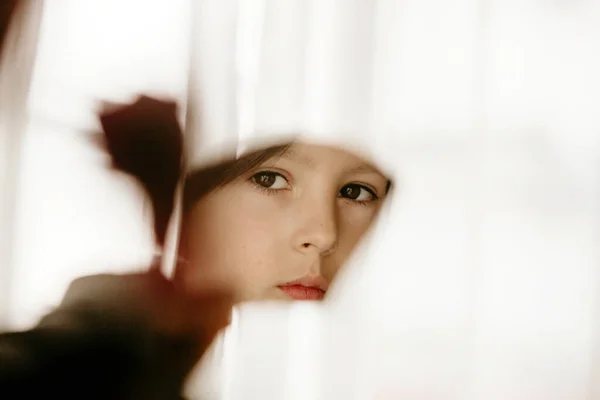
250 171 289 190
339 184 378 202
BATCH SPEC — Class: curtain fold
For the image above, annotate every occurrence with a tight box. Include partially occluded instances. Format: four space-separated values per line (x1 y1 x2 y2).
0 0 44 329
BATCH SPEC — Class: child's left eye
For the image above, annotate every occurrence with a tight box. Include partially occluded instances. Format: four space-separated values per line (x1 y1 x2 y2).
339 184 377 202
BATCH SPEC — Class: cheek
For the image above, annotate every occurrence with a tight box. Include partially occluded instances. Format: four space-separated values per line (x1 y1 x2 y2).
324 206 380 279
180 191 286 297
338 204 380 244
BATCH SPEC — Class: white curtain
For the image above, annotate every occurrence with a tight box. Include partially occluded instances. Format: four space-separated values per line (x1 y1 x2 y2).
3 0 193 329
2 1 600 399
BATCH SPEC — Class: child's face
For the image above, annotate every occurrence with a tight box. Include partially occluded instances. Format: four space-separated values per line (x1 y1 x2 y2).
177 142 389 302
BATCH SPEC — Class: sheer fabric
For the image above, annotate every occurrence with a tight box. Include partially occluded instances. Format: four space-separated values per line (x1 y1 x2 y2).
0 0 44 329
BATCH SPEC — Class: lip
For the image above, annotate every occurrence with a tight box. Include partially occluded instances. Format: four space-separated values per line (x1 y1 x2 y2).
278 276 328 300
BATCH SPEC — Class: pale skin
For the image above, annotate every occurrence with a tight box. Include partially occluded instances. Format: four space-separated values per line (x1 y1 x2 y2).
176 142 389 302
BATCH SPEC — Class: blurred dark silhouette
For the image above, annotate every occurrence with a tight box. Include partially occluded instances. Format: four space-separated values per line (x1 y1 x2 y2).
0 269 232 399
99 96 184 249
0 0 19 56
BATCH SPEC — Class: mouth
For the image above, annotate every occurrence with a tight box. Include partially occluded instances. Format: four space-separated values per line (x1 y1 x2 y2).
278 285 326 300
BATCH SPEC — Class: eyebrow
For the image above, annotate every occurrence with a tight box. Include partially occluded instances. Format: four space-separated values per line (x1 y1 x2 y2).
345 163 382 175
279 147 383 175
277 147 316 168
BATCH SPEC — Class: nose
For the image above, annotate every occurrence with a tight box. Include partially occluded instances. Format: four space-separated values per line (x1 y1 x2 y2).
292 198 338 255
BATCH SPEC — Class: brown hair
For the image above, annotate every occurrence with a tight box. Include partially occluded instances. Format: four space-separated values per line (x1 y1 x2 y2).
182 144 291 213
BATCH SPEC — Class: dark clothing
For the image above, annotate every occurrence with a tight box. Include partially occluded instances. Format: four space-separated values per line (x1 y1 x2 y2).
0 305 192 399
